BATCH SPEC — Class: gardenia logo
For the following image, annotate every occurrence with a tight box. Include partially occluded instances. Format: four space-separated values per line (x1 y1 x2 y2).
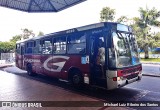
24 58 40 63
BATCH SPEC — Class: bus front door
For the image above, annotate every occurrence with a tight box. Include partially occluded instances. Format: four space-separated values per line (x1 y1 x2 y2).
90 35 107 88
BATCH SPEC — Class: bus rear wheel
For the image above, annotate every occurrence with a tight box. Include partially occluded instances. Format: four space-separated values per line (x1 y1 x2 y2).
71 71 83 87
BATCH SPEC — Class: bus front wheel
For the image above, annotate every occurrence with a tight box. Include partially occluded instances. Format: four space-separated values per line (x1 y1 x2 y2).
71 71 83 87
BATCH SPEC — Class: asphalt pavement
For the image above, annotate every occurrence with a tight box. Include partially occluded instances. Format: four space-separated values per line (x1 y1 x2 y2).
142 63 160 77
0 62 160 110
0 65 130 110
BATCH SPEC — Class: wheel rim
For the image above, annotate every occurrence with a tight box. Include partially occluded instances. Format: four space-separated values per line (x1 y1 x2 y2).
73 74 80 84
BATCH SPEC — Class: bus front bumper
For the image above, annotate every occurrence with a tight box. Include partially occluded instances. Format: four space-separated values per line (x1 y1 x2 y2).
107 71 142 90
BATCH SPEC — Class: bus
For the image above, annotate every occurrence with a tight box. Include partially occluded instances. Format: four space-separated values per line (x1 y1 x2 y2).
15 22 142 90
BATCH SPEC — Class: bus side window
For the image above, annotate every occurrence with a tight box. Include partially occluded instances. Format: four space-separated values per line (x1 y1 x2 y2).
67 34 86 54
42 38 52 54
33 40 41 54
53 36 66 54
16 44 20 54
26 41 34 54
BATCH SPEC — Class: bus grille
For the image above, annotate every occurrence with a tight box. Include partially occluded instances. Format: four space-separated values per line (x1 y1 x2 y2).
125 73 138 80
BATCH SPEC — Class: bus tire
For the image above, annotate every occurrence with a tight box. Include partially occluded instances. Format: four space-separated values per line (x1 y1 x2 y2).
26 64 36 76
71 70 83 87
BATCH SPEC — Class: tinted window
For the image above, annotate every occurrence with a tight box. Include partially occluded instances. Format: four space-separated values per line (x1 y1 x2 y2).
25 41 34 54
53 36 66 54
67 33 86 54
110 32 132 68
27 42 34 47
16 44 20 54
33 40 41 54
42 38 52 54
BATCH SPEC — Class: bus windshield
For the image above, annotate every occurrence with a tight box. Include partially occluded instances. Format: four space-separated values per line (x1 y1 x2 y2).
109 32 140 68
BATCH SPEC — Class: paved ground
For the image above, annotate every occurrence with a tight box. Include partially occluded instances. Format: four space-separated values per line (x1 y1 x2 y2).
0 69 130 110
0 63 13 69
142 64 160 77
0 63 160 110
0 70 99 110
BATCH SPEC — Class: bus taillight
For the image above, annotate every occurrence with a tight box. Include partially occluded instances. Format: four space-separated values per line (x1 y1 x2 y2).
113 77 117 81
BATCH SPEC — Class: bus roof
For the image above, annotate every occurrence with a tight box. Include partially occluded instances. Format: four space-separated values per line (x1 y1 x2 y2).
16 22 124 44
